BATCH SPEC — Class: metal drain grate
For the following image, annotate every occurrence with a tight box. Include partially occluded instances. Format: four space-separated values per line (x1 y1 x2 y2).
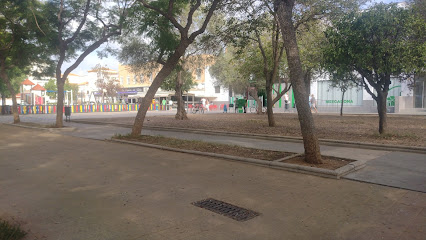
192 198 259 221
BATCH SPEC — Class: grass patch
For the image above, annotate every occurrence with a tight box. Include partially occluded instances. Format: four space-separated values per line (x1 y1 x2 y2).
245 119 265 124
114 134 293 161
0 219 27 240
372 132 420 141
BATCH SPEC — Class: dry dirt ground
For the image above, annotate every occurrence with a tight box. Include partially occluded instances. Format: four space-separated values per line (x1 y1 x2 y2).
114 135 352 170
115 135 293 161
84 113 426 147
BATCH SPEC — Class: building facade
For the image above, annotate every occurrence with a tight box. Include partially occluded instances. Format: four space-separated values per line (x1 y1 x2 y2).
117 57 229 108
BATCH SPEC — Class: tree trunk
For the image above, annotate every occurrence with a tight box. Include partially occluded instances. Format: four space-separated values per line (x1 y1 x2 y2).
266 85 275 126
304 69 311 96
1 91 6 115
56 80 65 128
340 90 345 116
377 92 388 134
248 88 263 114
175 70 188 120
275 0 322 164
0 66 20 123
132 42 190 136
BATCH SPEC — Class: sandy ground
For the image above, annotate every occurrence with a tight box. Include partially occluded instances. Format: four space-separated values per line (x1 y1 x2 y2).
1 125 425 240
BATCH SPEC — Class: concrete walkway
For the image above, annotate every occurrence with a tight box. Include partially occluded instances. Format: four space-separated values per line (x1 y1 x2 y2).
0 124 425 240
58 119 425 193
1 111 425 192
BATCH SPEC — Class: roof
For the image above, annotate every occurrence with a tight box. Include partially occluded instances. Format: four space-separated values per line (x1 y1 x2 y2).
32 84 46 91
61 73 81 77
87 67 117 73
21 79 35 85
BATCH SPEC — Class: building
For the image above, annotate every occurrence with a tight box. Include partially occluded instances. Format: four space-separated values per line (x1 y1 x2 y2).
267 74 424 114
118 56 229 108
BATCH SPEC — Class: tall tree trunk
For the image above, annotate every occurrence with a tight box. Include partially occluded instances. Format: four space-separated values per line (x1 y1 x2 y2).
0 65 19 123
56 80 65 127
1 91 6 115
132 42 189 136
248 88 262 114
377 92 388 134
175 70 188 120
275 0 322 164
304 69 311 96
340 90 345 116
266 85 275 126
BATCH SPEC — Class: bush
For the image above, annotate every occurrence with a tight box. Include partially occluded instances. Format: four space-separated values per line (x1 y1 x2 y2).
0 219 27 240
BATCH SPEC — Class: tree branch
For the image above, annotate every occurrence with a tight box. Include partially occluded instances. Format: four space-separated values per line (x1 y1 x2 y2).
65 0 92 44
272 79 291 105
62 30 121 82
189 0 220 41
361 76 378 101
185 0 201 31
30 7 46 36
139 0 184 32
255 29 269 84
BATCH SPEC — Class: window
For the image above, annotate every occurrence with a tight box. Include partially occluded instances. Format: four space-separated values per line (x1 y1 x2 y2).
139 74 144 83
148 73 153 82
196 69 202 80
215 86 220 93
133 75 137 84
126 76 130 85
120 77 123 84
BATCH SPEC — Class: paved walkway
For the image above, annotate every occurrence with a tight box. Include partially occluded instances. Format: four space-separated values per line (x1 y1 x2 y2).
60 120 426 193
1 124 425 240
1 112 425 192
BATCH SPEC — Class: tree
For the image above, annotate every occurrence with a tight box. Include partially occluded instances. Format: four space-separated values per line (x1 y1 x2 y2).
64 80 79 104
120 39 210 120
215 1 291 125
328 71 358 116
323 3 425 134
43 78 79 103
92 64 121 103
210 47 272 115
274 0 322 163
48 0 131 127
44 79 57 98
0 0 54 123
274 0 366 163
128 0 224 136
161 66 194 119
0 68 24 114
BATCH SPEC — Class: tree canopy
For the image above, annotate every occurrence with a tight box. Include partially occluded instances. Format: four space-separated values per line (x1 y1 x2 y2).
47 0 132 127
0 0 55 122
322 3 425 133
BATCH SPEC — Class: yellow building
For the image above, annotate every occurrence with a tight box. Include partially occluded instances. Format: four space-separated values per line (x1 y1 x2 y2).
118 55 212 90
117 55 230 106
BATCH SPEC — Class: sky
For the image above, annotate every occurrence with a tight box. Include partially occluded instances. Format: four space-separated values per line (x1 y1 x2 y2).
61 0 404 76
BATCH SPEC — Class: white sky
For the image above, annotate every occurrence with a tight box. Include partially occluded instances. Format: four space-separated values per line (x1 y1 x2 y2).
61 0 404 76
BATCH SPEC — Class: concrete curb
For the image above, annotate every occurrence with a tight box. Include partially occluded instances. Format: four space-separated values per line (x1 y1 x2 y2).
111 139 366 179
2 123 76 132
73 120 426 154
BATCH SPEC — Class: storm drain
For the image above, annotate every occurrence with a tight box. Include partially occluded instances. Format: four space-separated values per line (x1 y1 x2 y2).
192 198 259 221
